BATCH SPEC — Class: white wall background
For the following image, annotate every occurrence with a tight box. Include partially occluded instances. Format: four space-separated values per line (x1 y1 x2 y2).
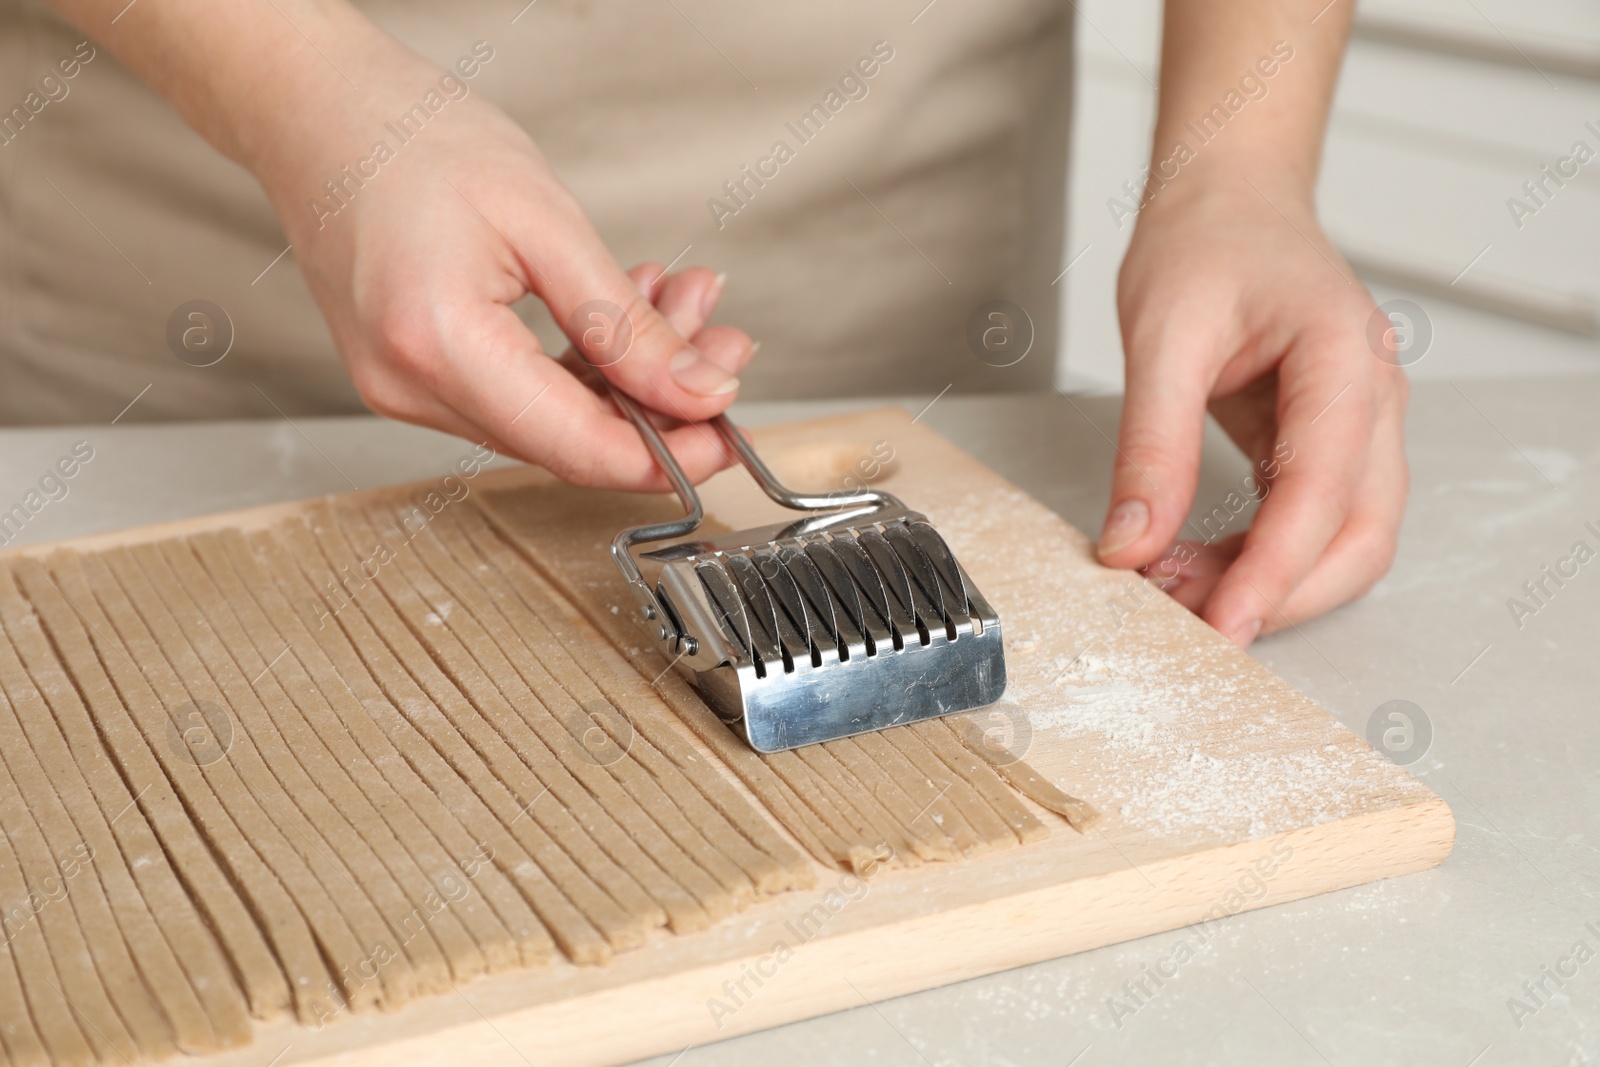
1060 0 1600 392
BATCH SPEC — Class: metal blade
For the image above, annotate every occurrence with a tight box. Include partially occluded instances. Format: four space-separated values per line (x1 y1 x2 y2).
883 522 948 634
751 548 815 665
857 527 920 640
779 543 842 655
696 559 756 666
830 533 899 648
724 552 783 666
804 538 873 654
909 520 972 619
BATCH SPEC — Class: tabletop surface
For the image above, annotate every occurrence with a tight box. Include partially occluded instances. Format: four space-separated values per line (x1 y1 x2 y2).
1 379 1593 1067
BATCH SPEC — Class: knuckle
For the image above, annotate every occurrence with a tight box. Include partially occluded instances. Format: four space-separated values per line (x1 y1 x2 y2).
1295 518 1402 610
1115 430 1183 484
346 361 413 421
546 453 595 486
536 419 611 488
373 305 441 376
1287 478 1355 531
1355 526 1401 592
627 302 687 366
523 433 590 484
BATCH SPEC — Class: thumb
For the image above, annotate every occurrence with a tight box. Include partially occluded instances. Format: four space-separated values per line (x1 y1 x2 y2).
1096 343 1212 568
531 219 739 421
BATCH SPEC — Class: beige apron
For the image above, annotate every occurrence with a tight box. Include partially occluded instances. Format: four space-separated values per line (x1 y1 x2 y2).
0 0 1069 425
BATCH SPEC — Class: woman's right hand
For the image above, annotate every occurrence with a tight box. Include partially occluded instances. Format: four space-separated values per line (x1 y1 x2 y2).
242 24 752 489
48 0 756 486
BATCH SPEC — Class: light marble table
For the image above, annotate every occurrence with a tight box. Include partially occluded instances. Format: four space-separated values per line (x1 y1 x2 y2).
1 379 1594 1066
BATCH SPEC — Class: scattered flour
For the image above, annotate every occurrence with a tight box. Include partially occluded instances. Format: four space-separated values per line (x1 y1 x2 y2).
1008 640 1373 841
914 483 1391 842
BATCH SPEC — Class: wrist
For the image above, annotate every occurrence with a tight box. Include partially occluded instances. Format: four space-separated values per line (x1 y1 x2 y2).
1141 16 1343 222
1131 143 1317 227
224 14 423 191
58 0 433 207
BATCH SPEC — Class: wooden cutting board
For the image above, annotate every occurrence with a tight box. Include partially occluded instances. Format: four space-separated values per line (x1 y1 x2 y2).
19 407 1454 1067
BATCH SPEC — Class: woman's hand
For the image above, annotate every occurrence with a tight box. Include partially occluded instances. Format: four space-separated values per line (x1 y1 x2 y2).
43 0 753 490
249 34 753 491
1099 182 1409 647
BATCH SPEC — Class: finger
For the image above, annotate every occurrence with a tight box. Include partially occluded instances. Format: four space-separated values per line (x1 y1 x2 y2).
654 267 724 339
639 266 753 375
1143 535 1245 612
1253 376 1408 627
558 277 754 409
558 264 680 399
408 299 737 491
1147 536 1243 584
1096 327 1217 568
691 325 757 377
629 262 670 304
513 209 741 418
352 374 519 460
1200 349 1380 646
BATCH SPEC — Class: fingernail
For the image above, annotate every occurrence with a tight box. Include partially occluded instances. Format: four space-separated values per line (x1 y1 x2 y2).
670 348 740 396
1228 619 1261 648
750 340 762 355
1097 499 1149 558
702 272 727 318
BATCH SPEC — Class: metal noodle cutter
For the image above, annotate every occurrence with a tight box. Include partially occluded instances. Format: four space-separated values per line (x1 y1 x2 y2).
606 386 1007 752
